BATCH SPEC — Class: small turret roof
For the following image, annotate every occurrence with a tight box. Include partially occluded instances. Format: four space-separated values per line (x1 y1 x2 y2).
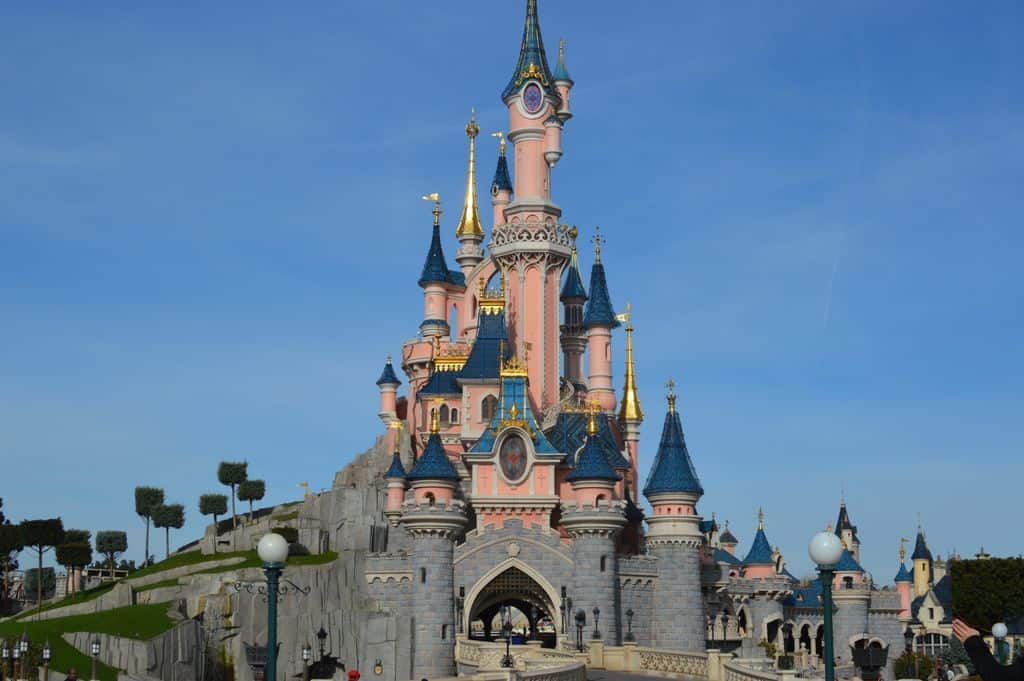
835 502 859 542
642 393 703 497
406 432 460 481
560 245 588 300
583 260 620 328
376 357 401 386
492 151 513 194
912 529 933 562
385 451 406 479
553 38 573 83
895 562 912 583
418 222 465 288
720 523 739 545
743 525 775 566
835 549 865 573
565 415 620 483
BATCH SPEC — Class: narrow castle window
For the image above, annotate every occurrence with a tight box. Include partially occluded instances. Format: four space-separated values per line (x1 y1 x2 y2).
450 408 459 424
440 404 450 425
600 555 607 572
420 567 427 583
482 395 498 421
442 624 448 640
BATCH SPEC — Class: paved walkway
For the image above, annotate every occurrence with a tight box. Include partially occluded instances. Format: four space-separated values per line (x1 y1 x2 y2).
586 671 695 681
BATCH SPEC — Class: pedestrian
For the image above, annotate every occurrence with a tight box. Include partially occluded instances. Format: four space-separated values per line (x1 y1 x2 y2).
67 669 79 681
953 619 1024 681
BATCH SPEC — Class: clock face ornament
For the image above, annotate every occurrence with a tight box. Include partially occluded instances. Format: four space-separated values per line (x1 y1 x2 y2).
499 434 528 481
523 82 544 114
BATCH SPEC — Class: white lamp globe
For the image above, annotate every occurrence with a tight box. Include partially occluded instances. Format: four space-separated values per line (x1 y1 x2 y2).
257 532 289 564
993 623 1008 639
809 531 844 567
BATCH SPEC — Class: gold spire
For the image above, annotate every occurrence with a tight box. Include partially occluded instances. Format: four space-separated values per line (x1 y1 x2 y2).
758 507 765 530
430 407 440 434
586 400 600 436
422 193 442 226
618 303 644 423
665 378 677 412
455 109 484 238
592 226 604 263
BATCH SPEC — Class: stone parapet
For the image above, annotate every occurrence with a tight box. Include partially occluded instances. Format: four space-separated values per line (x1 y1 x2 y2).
401 499 468 539
560 501 626 538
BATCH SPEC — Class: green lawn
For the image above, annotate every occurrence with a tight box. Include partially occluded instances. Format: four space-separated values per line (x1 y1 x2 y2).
126 549 249 581
0 603 175 681
196 550 338 575
13 581 117 620
134 577 181 593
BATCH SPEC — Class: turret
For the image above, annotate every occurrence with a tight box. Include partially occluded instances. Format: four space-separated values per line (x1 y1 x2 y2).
455 110 485 275
490 133 512 227
643 384 706 652
720 522 739 556
418 196 456 339
544 113 563 167
376 356 401 425
617 305 643 493
553 38 574 121
405 407 461 505
741 509 777 579
835 501 861 562
560 230 588 385
911 527 933 597
584 230 620 411
895 541 913 619
565 405 620 503
384 423 407 527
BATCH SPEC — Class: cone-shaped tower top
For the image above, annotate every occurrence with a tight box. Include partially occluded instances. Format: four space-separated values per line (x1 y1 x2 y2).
560 238 588 301
501 0 558 101
491 132 513 195
911 528 933 561
418 196 463 287
836 501 858 535
566 403 620 482
583 228 620 328
553 38 573 83
642 382 702 497
720 521 739 546
406 408 460 481
455 110 484 238
895 561 912 583
618 305 643 423
376 355 401 386
742 508 775 565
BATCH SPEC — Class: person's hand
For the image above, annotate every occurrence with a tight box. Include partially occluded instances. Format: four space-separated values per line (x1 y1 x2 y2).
952 619 980 642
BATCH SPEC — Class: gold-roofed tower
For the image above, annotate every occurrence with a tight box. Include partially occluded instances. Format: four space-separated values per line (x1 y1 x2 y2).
455 109 485 274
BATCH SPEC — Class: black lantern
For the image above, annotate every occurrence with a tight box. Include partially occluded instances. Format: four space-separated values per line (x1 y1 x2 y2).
19 633 29 654
530 606 539 640
575 609 586 652
903 627 914 652
625 608 635 642
501 607 514 668
43 640 52 662
592 606 601 640
317 626 328 659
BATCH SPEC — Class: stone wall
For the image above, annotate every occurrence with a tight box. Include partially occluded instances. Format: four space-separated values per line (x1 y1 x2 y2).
650 542 704 653
64 619 205 681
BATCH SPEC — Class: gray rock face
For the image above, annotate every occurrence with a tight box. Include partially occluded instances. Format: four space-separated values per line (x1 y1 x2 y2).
64 620 205 681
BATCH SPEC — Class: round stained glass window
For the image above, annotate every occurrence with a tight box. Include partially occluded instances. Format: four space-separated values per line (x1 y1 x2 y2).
499 434 528 481
523 82 544 114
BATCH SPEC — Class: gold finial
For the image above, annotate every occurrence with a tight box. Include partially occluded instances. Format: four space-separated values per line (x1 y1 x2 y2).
559 38 566 59
665 378 677 412
826 522 834 533
758 507 764 530
568 225 579 243
422 193 442 226
618 304 644 423
592 226 604 263
900 538 909 563
430 407 440 434
491 130 506 156
456 110 484 238
586 400 600 436
389 420 402 453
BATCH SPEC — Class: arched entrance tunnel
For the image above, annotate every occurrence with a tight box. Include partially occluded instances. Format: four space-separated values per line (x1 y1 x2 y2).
466 566 559 648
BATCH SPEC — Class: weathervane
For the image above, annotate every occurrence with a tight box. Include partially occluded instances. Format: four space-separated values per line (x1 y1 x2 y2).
422 192 442 226
592 226 605 262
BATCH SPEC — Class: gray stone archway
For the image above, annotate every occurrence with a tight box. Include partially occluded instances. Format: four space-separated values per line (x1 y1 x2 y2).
465 562 561 647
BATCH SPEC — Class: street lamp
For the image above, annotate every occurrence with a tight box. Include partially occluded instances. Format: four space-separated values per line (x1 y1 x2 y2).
91 638 101 681
19 632 29 681
592 606 601 640
317 626 328 660
575 609 586 652
625 608 635 642
43 640 52 681
904 627 917 679
994 622 1009 665
722 609 730 649
258 532 289 681
301 643 312 681
12 643 20 681
2 640 10 681
809 529 844 681
530 605 539 641
500 607 514 668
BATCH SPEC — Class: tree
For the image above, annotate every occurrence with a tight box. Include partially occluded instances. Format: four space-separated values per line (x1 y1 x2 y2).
951 558 1024 630
198 494 228 553
237 480 266 522
135 486 165 568
0 517 22 613
152 504 185 559
96 531 128 579
23 567 56 600
56 529 93 595
217 461 248 532
895 650 935 681
20 518 64 610
942 634 975 673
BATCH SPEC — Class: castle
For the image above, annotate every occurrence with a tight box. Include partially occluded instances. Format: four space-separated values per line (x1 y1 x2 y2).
362 2 929 679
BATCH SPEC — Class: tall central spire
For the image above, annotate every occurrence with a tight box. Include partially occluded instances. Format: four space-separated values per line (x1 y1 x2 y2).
501 0 557 101
455 110 484 238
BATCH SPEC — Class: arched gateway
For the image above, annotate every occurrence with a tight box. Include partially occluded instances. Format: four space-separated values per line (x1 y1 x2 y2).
465 562 562 648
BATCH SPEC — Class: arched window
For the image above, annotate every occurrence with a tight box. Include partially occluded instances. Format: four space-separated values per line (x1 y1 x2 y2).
450 408 459 424
439 404 450 425
481 395 498 421
425 492 436 507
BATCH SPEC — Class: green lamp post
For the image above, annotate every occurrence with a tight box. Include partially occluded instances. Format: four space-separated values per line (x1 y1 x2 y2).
258 532 289 681
809 529 844 681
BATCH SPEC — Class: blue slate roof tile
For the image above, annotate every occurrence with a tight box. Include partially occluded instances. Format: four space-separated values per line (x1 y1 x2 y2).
714 548 741 566
384 452 406 479
470 374 558 455
492 154 512 193
895 562 912 583
742 526 775 565
720 526 739 545
553 42 573 83
835 549 864 573
911 531 933 562
418 370 461 395
459 310 512 380
583 261 620 328
418 223 465 289
406 433 460 481
560 252 588 301
910 575 951 624
376 358 401 386
784 583 825 610
565 432 620 482
642 406 703 497
543 412 629 469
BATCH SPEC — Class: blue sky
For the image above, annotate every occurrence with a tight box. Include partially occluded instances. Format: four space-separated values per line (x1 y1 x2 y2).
1 1 1021 579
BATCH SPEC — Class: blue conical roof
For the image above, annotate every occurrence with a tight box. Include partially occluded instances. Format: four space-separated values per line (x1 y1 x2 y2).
553 40 573 83
743 526 774 565
418 222 464 288
583 261 620 328
835 549 864 573
642 405 703 497
895 562 912 583
560 249 588 301
492 153 512 194
385 451 406 479
911 530 933 562
376 357 401 386
501 0 559 101
565 431 620 483
406 433 460 481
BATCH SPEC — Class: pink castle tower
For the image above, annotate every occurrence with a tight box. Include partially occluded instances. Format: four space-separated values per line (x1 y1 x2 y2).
895 541 914 619
490 0 575 412
584 231 621 411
